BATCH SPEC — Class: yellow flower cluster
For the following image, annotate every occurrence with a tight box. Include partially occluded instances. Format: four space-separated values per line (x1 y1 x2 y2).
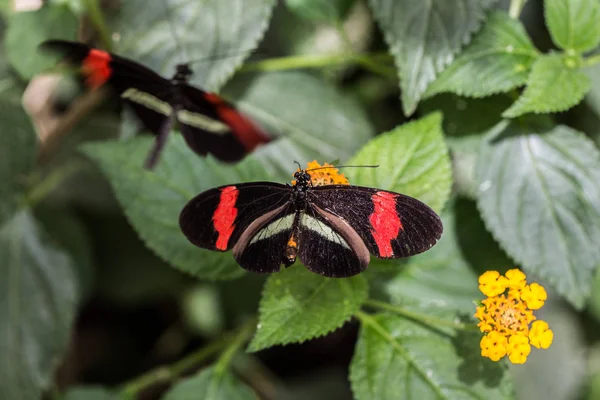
474 269 553 364
294 160 350 186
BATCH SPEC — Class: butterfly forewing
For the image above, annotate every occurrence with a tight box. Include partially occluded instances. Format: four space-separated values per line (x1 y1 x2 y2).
179 182 290 251
308 185 443 259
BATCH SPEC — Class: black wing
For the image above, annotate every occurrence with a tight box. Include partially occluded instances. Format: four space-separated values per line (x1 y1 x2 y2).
307 185 443 259
179 182 293 273
178 86 271 161
41 40 174 168
296 206 370 278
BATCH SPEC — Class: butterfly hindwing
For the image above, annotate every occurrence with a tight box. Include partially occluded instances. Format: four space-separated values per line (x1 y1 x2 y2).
232 207 296 273
308 185 443 259
296 207 369 277
179 87 271 161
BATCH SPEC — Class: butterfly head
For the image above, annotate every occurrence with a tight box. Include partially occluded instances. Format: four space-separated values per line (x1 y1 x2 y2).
173 63 193 82
293 170 312 187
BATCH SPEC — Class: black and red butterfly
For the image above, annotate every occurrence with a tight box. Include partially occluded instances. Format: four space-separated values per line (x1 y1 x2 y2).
40 40 271 168
179 169 443 278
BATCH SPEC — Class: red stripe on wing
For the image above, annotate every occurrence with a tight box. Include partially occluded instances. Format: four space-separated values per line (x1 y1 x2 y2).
213 186 239 250
369 191 403 257
204 93 271 150
82 49 113 89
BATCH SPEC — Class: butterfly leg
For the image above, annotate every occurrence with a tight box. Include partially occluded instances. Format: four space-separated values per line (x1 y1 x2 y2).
143 113 175 169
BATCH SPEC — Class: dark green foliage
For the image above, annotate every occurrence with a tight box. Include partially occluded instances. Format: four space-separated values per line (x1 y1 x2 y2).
2 0 600 399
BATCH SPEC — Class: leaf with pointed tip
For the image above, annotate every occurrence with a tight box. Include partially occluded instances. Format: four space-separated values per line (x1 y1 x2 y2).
111 0 277 91
163 367 257 400
503 54 590 118
350 313 514 400
368 0 498 115
426 12 539 98
476 120 600 308
0 211 78 400
347 113 452 213
248 267 367 352
545 0 600 53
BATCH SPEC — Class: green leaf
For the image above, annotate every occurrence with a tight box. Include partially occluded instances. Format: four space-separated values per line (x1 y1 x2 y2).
368 0 497 115
83 136 264 281
350 313 514 400
64 386 118 400
545 0 600 53
421 94 513 136
223 72 373 176
85 72 372 280
163 366 257 400
5 4 77 80
36 209 94 300
386 199 510 314
476 120 600 308
503 54 590 118
111 0 277 91
426 12 539 98
248 267 368 351
0 98 37 223
0 210 78 400
285 0 356 23
347 113 452 213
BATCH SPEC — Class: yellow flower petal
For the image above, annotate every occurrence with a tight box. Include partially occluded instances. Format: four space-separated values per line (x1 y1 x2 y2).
507 334 531 364
480 331 508 362
505 269 527 290
521 283 547 310
479 271 508 297
529 320 553 349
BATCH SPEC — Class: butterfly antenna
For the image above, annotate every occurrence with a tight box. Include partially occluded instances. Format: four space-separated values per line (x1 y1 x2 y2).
161 0 189 63
305 164 379 172
294 160 302 170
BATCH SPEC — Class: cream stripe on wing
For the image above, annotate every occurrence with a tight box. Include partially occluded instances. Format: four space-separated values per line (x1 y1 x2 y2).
249 213 295 245
177 110 230 133
122 88 172 115
300 213 351 250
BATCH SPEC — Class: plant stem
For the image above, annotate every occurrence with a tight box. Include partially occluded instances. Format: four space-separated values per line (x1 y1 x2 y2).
364 299 477 331
120 319 256 397
84 0 112 50
241 53 359 73
214 320 255 375
509 0 527 19
23 161 83 208
240 52 396 79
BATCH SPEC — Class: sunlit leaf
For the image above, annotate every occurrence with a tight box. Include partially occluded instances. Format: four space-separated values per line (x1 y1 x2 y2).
347 113 452 213
368 0 497 115
426 12 539 98
503 54 590 118
248 267 367 351
476 120 600 308
545 0 600 53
